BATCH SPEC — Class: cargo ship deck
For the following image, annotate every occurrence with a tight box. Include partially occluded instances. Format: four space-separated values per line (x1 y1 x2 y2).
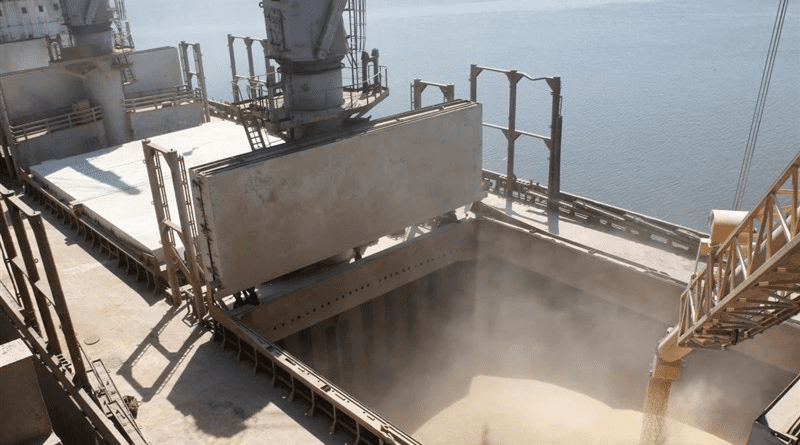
3 177 799 445
27 119 282 263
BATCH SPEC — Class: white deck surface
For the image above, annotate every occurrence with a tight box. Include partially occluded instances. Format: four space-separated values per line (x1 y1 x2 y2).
482 193 697 282
29 120 281 258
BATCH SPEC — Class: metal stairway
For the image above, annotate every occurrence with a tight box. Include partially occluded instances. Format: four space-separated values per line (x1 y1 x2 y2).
240 110 268 151
677 153 800 350
113 54 135 85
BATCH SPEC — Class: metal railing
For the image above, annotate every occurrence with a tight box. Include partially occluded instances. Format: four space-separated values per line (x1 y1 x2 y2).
10 105 103 143
123 86 201 113
677 153 800 349
233 65 388 136
482 170 705 255
235 65 388 114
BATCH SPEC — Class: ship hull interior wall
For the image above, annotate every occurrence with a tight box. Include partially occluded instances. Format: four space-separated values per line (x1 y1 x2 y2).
272 245 796 445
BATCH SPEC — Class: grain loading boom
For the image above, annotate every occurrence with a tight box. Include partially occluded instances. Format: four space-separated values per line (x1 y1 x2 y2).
644 153 800 441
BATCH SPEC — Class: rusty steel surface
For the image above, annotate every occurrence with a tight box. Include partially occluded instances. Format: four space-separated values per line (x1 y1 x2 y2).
190 101 483 295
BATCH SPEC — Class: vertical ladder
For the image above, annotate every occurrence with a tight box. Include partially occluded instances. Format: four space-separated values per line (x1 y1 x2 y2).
344 0 365 86
143 141 209 316
143 147 181 304
240 111 268 151
150 154 174 247
114 54 135 85
177 156 202 270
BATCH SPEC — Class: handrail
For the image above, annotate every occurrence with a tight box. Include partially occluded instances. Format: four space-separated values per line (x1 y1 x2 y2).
482 170 705 254
10 106 103 143
232 65 388 135
123 86 201 112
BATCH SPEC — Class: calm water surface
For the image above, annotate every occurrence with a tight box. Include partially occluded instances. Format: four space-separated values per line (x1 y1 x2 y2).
127 0 799 230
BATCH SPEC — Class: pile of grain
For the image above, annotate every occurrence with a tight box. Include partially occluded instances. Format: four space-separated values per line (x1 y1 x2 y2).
413 376 731 445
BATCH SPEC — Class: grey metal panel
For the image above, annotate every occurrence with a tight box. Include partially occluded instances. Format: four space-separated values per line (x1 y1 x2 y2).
122 47 185 96
191 101 483 294
748 375 800 445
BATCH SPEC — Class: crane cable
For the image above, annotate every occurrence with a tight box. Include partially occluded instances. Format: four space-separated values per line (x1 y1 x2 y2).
732 0 789 210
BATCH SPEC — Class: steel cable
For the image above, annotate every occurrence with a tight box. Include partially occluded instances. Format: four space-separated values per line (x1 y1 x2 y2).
732 0 789 210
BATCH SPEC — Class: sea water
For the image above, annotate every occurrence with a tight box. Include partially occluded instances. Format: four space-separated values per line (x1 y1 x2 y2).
126 0 799 230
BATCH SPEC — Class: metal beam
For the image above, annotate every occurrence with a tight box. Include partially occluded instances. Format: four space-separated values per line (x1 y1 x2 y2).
469 64 563 202
237 221 477 341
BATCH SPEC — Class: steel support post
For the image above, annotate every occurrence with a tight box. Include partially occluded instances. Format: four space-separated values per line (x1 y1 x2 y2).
0 187 87 387
192 43 211 123
504 71 523 198
0 80 18 179
412 79 455 110
14 201 62 356
244 38 257 99
547 77 562 208
143 140 207 317
412 79 423 110
142 140 182 305
469 64 482 102
29 214 88 388
371 48 380 90
179 42 193 90
164 152 206 318
6 201 42 333
361 51 369 93
180 42 210 122
0 192 38 333
444 84 455 102
227 34 240 102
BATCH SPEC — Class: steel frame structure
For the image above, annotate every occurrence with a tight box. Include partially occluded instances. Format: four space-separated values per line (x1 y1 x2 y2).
469 64 562 206
0 185 144 444
178 42 210 123
0 186 86 386
142 140 210 318
227 35 273 104
678 153 800 349
410 79 455 110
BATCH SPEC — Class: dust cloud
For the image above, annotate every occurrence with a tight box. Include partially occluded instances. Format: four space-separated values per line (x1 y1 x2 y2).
413 376 731 445
279 258 792 445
